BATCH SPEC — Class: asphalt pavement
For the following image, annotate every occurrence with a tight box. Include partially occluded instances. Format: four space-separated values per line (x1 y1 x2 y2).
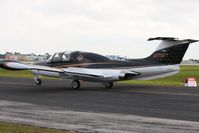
0 76 199 122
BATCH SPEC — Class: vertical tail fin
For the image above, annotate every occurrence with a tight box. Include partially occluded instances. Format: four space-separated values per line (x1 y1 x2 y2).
146 37 198 65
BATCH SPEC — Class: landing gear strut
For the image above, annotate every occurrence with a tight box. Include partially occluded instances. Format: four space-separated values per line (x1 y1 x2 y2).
72 80 80 89
34 75 42 85
104 82 113 89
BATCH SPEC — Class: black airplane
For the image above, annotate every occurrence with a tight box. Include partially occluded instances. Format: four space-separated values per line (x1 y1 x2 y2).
0 37 198 89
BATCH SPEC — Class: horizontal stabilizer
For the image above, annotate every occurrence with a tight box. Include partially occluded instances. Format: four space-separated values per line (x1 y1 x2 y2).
148 37 199 44
148 37 178 41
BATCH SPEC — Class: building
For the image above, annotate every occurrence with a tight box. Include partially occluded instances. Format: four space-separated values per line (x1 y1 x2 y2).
181 59 199 64
0 54 5 59
4 52 47 62
5 52 27 61
106 55 127 60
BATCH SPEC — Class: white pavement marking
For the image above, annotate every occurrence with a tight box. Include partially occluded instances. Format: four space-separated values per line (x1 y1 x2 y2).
0 100 199 133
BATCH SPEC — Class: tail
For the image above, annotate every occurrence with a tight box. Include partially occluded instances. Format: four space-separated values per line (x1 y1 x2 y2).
146 37 198 65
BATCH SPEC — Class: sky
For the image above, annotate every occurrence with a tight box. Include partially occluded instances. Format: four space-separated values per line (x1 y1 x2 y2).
0 0 199 59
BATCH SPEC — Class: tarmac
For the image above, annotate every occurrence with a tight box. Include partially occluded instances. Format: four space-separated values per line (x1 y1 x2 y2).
0 77 199 132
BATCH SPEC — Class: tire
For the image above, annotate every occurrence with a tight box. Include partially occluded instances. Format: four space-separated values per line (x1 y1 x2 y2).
72 80 80 89
104 82 113 89
35 79 42 85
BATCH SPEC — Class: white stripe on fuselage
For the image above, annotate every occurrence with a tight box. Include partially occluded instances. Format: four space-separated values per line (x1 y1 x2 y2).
75 64 180 81
129 64 179 80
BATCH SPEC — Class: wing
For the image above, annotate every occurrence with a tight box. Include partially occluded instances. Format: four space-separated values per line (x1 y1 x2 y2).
62 67 140 81
0 60 140 81
62 67 113 81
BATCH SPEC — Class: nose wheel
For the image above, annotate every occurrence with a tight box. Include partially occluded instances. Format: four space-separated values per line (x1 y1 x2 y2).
72 80 80 89
35 78 42 85
34 75 42 85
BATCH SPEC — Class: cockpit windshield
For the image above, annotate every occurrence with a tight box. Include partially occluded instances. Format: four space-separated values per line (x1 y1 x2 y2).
47 51 71 63
61 52 70 61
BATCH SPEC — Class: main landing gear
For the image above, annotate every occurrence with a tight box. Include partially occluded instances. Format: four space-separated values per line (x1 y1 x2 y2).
103 82 113 89
71 80 113 89
72 80 80 89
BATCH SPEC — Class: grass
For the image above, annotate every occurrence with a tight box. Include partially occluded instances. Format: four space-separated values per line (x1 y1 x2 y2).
0 68 33 78
0 68 55 79
123 65 199 86
0 122 75 133
0 65 199 86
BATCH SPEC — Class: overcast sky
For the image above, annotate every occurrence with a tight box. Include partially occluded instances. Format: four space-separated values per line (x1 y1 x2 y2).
0 0 199 59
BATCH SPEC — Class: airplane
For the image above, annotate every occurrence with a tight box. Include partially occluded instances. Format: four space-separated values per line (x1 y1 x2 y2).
0 37 198 89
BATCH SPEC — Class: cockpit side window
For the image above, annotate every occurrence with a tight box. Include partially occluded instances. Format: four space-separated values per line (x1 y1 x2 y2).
52 53 62 62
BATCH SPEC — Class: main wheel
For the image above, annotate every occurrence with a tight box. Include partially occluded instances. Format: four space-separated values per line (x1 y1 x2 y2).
35 78 42 85
72 80 80 89
104 82 113 89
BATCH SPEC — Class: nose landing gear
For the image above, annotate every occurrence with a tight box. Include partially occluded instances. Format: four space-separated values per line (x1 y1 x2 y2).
35 78 42 85
34 75 42 85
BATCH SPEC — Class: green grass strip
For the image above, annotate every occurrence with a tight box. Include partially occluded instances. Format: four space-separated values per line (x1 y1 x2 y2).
0 122 75 133
123 65 199 86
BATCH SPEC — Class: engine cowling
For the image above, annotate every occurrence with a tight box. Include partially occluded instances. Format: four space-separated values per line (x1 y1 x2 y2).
119 71 140 80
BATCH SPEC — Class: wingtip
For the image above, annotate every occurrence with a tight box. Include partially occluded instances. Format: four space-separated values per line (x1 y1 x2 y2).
183 39 199 43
